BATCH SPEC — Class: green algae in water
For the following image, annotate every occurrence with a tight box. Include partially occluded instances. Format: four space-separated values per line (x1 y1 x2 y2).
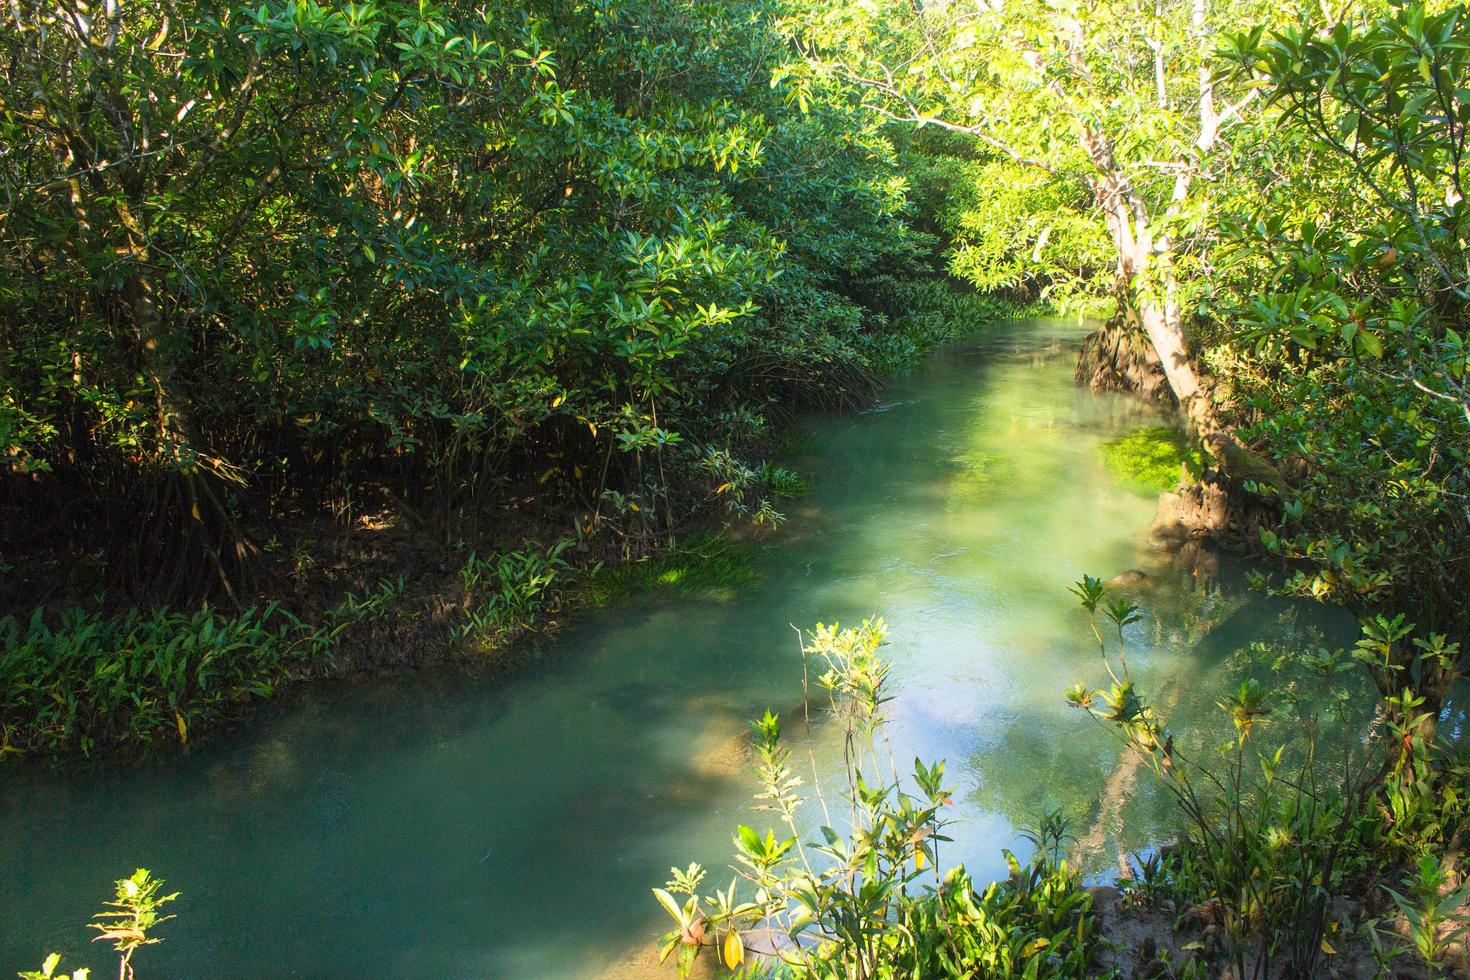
1100 425 1196 493
947 448 1010 502
580 534 757 606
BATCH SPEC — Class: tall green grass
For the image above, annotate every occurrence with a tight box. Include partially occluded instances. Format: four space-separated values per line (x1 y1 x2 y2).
456 541 572 647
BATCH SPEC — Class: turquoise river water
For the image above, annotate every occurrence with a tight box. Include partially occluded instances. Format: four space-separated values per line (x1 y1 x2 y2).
0 320 1344 977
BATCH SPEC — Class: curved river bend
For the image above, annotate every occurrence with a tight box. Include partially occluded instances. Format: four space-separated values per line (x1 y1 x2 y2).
2 320 1334 977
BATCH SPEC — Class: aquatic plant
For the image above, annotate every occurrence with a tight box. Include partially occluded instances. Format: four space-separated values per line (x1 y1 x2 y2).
756 462 809 499
22 869 177 980
1098 425 1195 494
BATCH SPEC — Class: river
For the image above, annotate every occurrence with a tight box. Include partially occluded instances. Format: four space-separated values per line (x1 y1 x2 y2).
1 320 1342 977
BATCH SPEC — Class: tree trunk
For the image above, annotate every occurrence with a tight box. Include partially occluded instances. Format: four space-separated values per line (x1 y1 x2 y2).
1135 262 1218 439
1088 160 1286 493
1092 165 1205 423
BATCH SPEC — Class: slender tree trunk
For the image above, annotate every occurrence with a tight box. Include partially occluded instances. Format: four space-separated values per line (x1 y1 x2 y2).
1090 155 1210 432
1138 288 1202 410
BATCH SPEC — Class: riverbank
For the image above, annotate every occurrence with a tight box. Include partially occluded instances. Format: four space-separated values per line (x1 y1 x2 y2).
5 318 1283 976
1 291 1044 763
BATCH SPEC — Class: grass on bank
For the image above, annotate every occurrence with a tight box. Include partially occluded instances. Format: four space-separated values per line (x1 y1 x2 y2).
0 581 404 760
578 534 759 607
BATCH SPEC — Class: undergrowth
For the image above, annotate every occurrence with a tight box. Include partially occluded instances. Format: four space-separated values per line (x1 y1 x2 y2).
1069 573 1470 978
580 535 759 607
456 541 572 649
1 581 403 759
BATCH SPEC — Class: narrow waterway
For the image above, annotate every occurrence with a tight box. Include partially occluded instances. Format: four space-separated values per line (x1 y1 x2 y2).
1 320 1341 978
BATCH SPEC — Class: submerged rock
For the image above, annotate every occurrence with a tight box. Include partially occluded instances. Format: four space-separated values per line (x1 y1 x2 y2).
1106 569 1150 587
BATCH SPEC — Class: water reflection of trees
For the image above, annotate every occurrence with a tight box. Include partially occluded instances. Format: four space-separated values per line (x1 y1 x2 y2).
957 564 1362 876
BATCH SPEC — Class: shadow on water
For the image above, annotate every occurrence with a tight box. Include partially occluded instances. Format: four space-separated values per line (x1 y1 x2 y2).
0 320 1352 978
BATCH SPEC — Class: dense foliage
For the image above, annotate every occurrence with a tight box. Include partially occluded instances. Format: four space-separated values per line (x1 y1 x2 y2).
0 0 970 609
778 0 1286 438
1216 2 1470 718
0 0 1021 756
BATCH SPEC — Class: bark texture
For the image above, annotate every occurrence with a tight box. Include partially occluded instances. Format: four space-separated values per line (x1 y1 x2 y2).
1075 314 1171 401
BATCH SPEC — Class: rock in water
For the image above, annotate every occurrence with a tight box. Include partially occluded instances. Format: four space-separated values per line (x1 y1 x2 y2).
1107 569 1150 587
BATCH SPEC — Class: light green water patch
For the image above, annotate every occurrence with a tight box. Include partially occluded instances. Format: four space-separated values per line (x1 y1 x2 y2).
944 447 1013 503
1099 424 1199 493
579 534 758 606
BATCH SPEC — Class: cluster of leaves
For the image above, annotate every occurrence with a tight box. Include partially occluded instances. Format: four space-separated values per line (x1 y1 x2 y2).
1069 575 1470 978
24 868 178 980
0 0 967 606
455 540 571 647
0 579 400 758
1211 0 1470 719
939 156 1115 310
653 621 1099 979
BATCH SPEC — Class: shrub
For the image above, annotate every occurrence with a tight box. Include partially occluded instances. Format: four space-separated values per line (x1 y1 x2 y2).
652 620 1099 978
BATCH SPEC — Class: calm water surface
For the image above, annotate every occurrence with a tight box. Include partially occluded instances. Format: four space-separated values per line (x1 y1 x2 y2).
1 320 1341 977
